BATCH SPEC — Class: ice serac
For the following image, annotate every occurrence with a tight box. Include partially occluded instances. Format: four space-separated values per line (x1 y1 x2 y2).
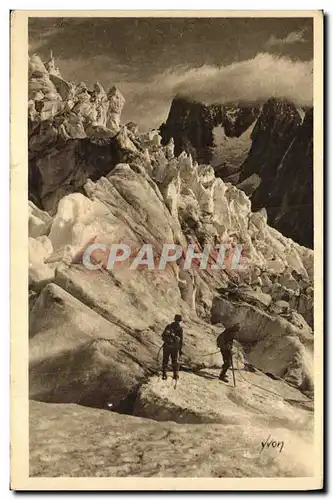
29 149 314 396
28 125 144 213
29 236 56 291
211 295 313 390
106 86 125 135
28 55 133 213
29 201 52 238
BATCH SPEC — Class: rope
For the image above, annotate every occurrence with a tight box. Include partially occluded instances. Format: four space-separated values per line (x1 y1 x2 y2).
155 333 306 403
234 345 285 398
156 344 220 366
190 349 221 358
31 338 311 410
234 346 311 404
236 365 286 399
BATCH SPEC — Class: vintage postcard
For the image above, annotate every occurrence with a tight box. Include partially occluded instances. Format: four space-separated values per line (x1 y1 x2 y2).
11 10 323 490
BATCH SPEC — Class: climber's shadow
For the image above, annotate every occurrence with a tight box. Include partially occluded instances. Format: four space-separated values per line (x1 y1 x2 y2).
180 365 217 381
192 371 217 381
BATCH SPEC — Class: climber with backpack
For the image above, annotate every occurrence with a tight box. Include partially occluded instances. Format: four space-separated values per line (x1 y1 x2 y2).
161 314 183 380
216 322 241 383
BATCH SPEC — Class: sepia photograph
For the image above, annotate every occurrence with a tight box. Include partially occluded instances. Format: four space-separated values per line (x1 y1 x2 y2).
11 10 323 490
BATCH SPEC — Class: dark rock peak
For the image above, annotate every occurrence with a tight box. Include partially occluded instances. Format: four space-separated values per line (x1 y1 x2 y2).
267 107 314 248
240 100 313 248
298 106 313 134
250 98 301 141
159 95 313 248
240 98 302 181
160 96 260 164
222 104 261 138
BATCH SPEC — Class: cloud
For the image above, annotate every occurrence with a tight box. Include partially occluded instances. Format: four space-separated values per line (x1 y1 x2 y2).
173 53 313 107
120 53 313 129
28 26 64 54
265 30 307 47
46 52 313 131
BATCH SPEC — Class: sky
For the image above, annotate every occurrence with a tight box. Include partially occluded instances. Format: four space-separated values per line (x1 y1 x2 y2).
29 17 313 131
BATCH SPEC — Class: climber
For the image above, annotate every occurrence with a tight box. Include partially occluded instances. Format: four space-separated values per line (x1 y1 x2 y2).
216 323 241 382
161 314 183 380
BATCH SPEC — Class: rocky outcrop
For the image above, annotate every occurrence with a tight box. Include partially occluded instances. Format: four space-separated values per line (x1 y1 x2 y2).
236 173 261 197
262 108 313 248
29 131 145 213
239 99 302 181
239 100 313 248
159 97 260 164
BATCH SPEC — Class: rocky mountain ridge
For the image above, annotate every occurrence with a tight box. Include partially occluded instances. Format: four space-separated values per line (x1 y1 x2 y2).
159 97 261 165
28 53 315 477
160 96 313 248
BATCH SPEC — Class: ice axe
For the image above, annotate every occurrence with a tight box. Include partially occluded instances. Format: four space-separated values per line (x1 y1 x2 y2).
231 353 236 388
174 352 182 390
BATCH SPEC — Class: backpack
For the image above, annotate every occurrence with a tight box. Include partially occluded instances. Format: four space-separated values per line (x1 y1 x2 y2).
162 322 181 348
216 332 225 349
217 329 234 350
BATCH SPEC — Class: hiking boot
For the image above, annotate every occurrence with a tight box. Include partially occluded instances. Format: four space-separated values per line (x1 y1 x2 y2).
162 373 167 380
219 374 229 382
173 373 179 380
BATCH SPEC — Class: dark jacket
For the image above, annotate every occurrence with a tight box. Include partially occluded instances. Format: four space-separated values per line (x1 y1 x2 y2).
162 322 183 352
216 327 236 352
